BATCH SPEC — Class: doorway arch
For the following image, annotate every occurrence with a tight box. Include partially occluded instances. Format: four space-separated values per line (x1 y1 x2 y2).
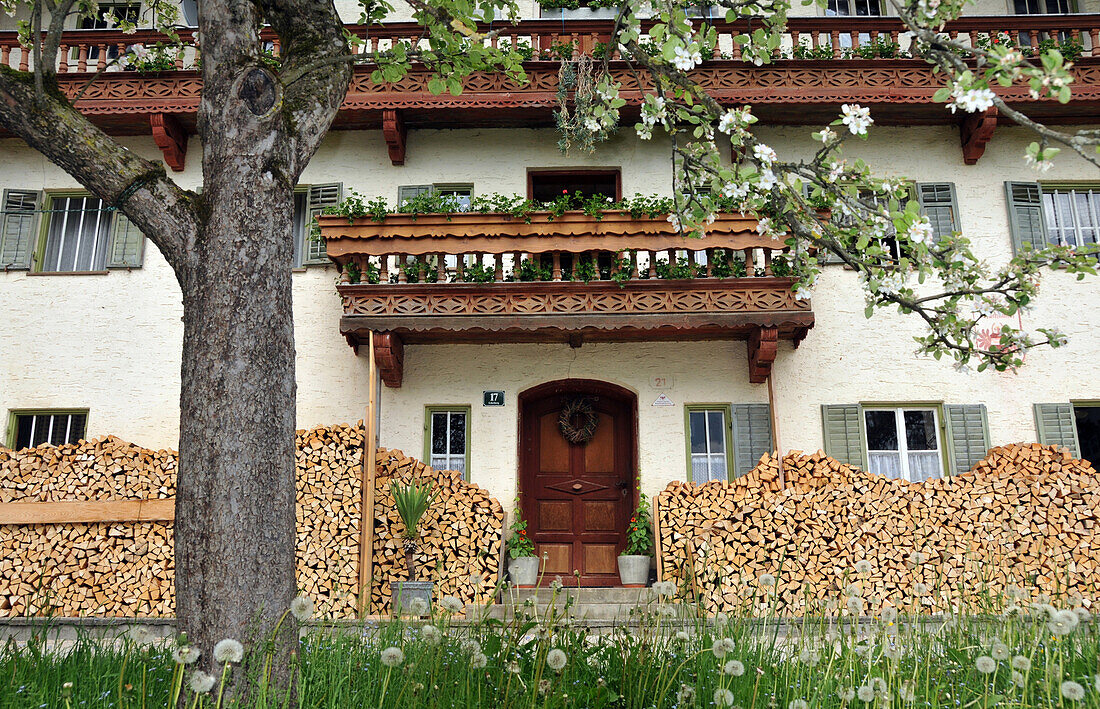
518 379 639 586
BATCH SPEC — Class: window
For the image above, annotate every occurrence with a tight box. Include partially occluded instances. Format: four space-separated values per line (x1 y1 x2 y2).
1074 405 1100 464
426 407 469 477
33 193 144 273
826 0 881 14
686 406 731 483
398 184 473 210
79 2 140 30
1042 187 1100 251
8 411 88 449
528 170 620 203
1013 0 1075 13
864 407 943 481
292 183 342 267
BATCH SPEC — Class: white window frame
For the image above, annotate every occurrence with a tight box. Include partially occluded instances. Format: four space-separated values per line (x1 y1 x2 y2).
863 406 944 482
39 193 116 273
427 408 469 478
1041 187 1100 251
687 406 730 483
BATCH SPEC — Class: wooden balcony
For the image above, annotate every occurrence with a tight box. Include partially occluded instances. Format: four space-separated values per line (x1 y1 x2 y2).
3 15 1098 167
319 211 814 387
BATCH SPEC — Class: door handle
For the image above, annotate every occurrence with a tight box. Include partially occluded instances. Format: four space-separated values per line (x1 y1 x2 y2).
572 483 583 491
616 481 629 490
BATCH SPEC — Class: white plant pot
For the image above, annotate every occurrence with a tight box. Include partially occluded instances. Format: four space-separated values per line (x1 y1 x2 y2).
618 555 651 587
508 556 540 587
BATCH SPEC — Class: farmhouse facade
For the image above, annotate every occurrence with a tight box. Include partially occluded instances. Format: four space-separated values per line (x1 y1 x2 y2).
1 0 1099 585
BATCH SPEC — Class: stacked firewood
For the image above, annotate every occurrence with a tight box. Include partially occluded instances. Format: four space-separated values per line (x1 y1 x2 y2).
0 425 503 618
657 443 1100 615
370 448 503 615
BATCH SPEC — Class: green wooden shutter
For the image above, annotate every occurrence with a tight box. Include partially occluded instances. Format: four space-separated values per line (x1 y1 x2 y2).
917 182 960 240
1034 403 1080 457
943 404 990 475
0 189 40 270
1005 181 1048 255
107 211 145 268
303 183 342 265
731 403 774 476
821 404 866 469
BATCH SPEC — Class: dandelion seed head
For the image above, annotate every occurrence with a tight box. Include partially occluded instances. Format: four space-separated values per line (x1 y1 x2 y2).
380 646 404 667
675 630 690 641
797 648 821 666
723 659 746 676
854 560 873 574
1011 670 1026 687
212 639 244 664
546 648 567 671
172 646 200 665
440 595 464 614
881 606 898 624
290 596 314 621
838 687 856 702
758 573 776 588
990 641 1009 661
975 655 997 674
470 652 488 669
677 684 697 704
462 639 481 655
857 684 876 702
128 626 154 645
714 688 735 707
1060 680 1085 701
538 679 551 695
899 682 916 703
1011 655 1031 671
420 624 441 645
789 700 809 709
1049 609 1080 636
189 671 216 694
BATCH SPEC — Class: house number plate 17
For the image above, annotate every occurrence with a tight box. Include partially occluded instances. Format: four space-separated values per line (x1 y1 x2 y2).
483 391 505 406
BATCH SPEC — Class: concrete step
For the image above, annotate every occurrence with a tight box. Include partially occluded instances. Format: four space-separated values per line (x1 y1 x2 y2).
468 602 692 621
500 587 660 605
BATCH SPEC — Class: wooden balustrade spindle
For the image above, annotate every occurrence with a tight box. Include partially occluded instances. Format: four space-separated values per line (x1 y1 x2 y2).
97 46 107 72
764 248 774 275
706 249 715 278
397 255 408 283
494 254 503 282
831 31 841 58
77 44 87 72
512 251 521 279
1089 29 1099 57
647 250 657 279
590 251 601 280
57 45 68 73
552 251 562 281
848 31 858 49
1 45 10 69
379 254 389 283
19 46 29 72
743 248 754 274
630 250 639 280
436 253 447 283
1028 29 1039 46
454 254 463 282
791 30 800 48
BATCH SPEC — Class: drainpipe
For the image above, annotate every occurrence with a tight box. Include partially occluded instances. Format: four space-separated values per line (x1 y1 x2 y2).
767 372 785 490
359 332 379 615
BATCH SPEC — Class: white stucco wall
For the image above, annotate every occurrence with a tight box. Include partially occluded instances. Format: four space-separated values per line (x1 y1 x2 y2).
1 122 1099 515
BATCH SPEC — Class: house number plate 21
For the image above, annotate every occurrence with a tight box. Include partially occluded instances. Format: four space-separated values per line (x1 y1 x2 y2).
483 391 505 406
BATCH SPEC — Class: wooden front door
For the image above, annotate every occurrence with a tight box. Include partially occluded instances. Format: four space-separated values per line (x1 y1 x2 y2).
520 381 636 586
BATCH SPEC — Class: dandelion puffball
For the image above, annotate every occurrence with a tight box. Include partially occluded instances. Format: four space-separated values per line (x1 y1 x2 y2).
470 652 488 669
713 688 735 707
1048 609 1080 636
723 659 745 676
189 671 216 694
1011 670 1026 687
440 595 464 614
212 639 244 664
990 641 1009 661
546 648 567 671
677 685 697 704
838 687 855 702
1060 680 1085 701
420 624 441 645
172 646 200 665
675 630 690 641
857 685 876 702
758 573 776 588
975 655 997 674
789 700 809 709
380 646 405 667
289 595 314 621
854 560 873 574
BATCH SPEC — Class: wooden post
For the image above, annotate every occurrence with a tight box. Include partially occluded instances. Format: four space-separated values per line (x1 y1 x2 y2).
653 493 664 582
358 333 379 616
767 373 785 490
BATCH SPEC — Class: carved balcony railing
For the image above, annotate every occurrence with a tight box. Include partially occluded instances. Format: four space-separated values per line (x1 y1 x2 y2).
319 211 814 386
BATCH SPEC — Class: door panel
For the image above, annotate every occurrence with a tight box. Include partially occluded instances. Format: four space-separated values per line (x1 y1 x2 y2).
520 382 636 586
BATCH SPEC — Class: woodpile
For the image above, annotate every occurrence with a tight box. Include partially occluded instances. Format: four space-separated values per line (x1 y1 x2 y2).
0 424 503 618
369 449 503 615
657 443 1100 615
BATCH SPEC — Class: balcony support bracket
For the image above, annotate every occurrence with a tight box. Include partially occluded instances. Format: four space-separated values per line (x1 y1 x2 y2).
374 331 404 388
747 325 778 384
960 106 997 165
150 113 188 172
382 109 406 166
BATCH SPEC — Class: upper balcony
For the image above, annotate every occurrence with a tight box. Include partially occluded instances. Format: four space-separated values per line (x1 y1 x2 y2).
319 210 813 387
1 14 1098 169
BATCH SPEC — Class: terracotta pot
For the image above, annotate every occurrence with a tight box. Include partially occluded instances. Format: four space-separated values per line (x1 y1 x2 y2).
508 556 540 587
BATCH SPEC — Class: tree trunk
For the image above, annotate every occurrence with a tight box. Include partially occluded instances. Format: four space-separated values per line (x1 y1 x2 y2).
405 539 418 581
175 175 299 698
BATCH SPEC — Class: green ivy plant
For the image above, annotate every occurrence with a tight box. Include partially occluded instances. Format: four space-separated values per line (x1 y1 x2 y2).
507 502 536 559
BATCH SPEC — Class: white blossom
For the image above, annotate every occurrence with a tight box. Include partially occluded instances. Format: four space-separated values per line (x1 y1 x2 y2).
818 127 836 143
840 104 873 136
752 143 777 166
907 220 935 245
948 86 997 114
673 45 703 71
757 169 777 190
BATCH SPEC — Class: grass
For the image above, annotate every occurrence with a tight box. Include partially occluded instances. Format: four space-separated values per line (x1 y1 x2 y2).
3 584 1099 708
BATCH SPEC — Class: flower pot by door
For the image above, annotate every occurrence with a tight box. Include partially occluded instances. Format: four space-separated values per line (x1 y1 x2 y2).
618 555 651 587
508 556 540 587
390 581 433 616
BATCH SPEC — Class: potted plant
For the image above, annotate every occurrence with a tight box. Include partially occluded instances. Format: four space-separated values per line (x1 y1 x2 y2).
390 479 439 615
618 487 654 587
506 504 540 587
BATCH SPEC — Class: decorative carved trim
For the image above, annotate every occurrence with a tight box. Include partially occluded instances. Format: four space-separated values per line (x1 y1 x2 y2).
960 106 998 165
382 109 406 166
374 331 404 388
149 113 187 171
747 325 778 384
340 280 810 318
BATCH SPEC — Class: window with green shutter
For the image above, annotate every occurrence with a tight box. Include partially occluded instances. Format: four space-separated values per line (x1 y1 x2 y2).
0 189 40 270
731 403 773 477
943 404 990 475
34 193 145 273
424 406 470 479
821 404 866 468
685 405 732 483
107 211 145 268
303 183 342 266
1005 181 1048 254
1034 403 1081 457
916 182 960 239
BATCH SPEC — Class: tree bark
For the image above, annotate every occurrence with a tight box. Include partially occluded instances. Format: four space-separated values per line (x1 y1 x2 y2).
0 0 351 703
